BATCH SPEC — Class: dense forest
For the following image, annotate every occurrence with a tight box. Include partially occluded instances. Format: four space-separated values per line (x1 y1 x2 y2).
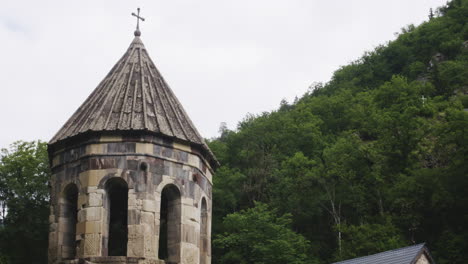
0 0 466 263
209 1 467 263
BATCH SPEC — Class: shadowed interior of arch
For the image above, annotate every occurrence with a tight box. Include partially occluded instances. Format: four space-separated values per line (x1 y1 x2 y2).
105 178 128 256
200 198 208 264
60 183 78 259
158 184 181 262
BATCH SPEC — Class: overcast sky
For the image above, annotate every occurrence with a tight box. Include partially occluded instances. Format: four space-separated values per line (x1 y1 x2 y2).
0 0 447 149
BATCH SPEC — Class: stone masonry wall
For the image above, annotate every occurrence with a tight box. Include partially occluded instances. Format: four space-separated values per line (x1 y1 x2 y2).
48 134 213 264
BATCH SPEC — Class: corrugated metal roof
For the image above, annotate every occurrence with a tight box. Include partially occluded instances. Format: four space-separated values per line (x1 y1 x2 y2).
332 243 427 264
50 35 217 163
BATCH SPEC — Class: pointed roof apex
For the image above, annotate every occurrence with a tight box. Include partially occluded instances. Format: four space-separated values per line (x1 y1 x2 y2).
50 35 218 166
130 35 144 48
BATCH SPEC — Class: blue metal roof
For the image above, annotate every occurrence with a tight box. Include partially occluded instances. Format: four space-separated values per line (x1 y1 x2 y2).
332 243 428 264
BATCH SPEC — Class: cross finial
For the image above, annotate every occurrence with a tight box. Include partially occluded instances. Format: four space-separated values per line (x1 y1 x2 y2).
421 95 427 105
131 7 145 37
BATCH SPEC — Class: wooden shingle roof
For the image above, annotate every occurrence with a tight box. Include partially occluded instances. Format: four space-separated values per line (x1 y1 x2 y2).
50 35 217 164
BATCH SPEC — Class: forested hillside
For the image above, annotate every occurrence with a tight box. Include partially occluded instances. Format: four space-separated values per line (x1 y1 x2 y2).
209 1 468 263
0 1 466 264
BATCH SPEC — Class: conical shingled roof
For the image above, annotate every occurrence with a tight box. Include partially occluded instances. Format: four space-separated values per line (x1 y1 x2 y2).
50 36 213 161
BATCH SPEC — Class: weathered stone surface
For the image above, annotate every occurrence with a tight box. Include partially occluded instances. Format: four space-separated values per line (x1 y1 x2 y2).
79 170 108 187
128 209 141 225
136 143 153 155
83 233 101 256
141 212 155 227
88 193 103 207
182 224 199 245
48 34 216 264
182 245 199 264
76 221 101 234
127 225 144 257
142 200 156 213
78 207 102 222
128 193 137 208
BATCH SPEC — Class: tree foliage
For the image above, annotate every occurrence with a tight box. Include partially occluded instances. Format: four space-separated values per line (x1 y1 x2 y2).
0 141 50 264
0 1 466 264
210 1 468 263
214 202 317 264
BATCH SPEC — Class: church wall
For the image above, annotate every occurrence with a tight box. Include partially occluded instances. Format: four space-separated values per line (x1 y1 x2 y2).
48 134 213 264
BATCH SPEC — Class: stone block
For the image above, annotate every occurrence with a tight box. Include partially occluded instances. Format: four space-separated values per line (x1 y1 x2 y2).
78 207 102 222
182 224 198 245
88 192 103 207
52 155 61 167
150 159 164 174
49 231 57 247
152 173 162 186
57 217 72 232
162 147 173 158
115 156 126 169
78 194 88 208
205 169 213 184
188 154 200 168
136 143 154 154
142 199 156 212
141 212 155 228
179 151 189 162
128 159 139 170
86 144 105 155
89 157 117 170
163 163 172 176
83 233 101 256
79 170 108 187
50 222 58 233
153 144 162 155
128 193 137 207
61 245 75 259
87 186 98 192
49 214 56 224
181 245 199 264
144 234 157 258
128 225 144 257
128 209 141 225
76 221 101 234
173 142 191 152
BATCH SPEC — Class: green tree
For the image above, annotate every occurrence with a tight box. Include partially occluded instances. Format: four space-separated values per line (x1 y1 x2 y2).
0 141 50 264
214 203 316 264
339 218 405 261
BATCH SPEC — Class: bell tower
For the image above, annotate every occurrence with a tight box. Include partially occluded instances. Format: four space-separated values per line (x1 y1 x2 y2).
47 11 217 264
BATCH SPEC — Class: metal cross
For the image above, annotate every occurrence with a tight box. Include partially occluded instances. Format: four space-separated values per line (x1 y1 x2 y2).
421 95 427 105
132 8 145 32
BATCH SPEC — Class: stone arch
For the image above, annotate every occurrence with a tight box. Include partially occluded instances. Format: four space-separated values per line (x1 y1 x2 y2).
199 197 208 264
59 183 79 259
98 172 133 190
104 177 128 256
158 184 181 263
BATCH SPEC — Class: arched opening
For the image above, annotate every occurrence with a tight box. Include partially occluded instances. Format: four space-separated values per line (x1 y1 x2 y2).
158 184 181 262
105 178 128 256
60 183 78 259
200 198 208 264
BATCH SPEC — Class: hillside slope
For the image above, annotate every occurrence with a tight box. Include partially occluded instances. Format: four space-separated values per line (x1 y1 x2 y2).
209 1 468 263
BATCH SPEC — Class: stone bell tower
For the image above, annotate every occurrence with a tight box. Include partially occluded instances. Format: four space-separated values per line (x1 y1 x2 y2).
47 11 217 264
